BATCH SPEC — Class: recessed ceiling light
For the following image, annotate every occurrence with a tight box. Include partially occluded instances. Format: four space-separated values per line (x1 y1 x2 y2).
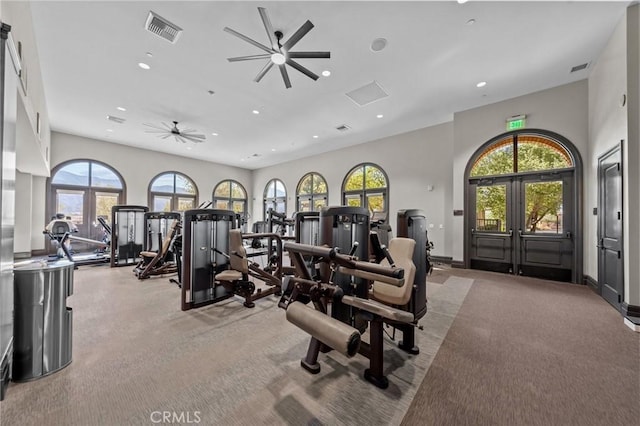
322 70 331 77
312 135 319 139
146 52 153 57
271 148 276 152
138 62 150 70
116 107 126 112
458 0 469 4
466 19 476 25
240 158 245 161
376 114 384 119
186 146 192 150
370 38 387 52
252 110 260 115
212 132 218 136
476 81 487 88
106 129 113 132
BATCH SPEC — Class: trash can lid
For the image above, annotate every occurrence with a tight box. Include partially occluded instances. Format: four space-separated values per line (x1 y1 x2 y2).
14 259 74 272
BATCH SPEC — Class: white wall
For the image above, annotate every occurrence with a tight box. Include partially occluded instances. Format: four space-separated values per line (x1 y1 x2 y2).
625 4 639 306
587 18 628 287
50 132 253 209
252 123 454 258
451 80 589 263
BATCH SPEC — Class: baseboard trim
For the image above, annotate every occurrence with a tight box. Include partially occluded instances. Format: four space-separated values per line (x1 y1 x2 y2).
431 255 452 265
623 316 640 332
583 274 599 293
622 302 640 317
451 260 465 269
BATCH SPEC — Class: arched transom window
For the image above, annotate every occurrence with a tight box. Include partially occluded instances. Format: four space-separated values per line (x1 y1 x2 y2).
296 172 328 212
342 163 389 218
149 171 198 212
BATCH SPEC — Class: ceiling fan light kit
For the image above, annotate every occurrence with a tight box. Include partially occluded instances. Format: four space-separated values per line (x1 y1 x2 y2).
224 7 330 89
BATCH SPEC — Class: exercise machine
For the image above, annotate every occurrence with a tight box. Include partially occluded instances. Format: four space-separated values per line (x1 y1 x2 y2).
214 229 284 308
111 205 148 267
133 219 180 280
280 238 416 389
44 214 110 266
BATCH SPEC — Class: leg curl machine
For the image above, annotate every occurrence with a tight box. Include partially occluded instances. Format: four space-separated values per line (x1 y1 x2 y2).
279 239 416 389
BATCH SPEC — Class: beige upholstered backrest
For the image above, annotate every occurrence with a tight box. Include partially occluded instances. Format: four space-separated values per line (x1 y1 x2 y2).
228 229 249 274
160 220 179 255
372 237 416 306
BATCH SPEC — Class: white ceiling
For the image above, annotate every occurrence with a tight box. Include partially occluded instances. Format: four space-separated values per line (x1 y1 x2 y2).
29 1 630 170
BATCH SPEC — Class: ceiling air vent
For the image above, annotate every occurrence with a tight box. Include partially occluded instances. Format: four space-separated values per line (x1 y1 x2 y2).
145 11 183 44
570 62 589 73
106 115 126 124
346 81 389 107
336 124 351 132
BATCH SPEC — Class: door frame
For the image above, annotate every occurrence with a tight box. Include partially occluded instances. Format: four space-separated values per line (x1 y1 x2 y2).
597 141 624 310
463 129 583 284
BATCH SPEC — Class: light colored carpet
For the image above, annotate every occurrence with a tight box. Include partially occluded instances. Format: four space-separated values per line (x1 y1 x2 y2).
0 265 471 425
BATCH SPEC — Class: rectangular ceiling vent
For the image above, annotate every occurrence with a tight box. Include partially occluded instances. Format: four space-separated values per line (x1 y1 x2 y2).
336 124 351 132
570 62 589 73
345 81 389 107
145 11 183 44
106 115 126 124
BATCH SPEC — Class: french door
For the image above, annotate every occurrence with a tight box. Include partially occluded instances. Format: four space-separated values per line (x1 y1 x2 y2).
53 186 121 252
469 170 575 281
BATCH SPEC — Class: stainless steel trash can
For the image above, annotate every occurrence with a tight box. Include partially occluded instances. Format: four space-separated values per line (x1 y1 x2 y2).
13 260 73 381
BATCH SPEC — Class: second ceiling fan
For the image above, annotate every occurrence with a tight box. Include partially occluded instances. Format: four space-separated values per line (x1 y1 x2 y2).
224 7 330 89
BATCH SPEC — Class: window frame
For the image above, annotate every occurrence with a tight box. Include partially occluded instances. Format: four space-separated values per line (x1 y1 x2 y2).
148 171 198 212
212 179 248 215
341 162 389 218
296 172 328 212
263 178 287 220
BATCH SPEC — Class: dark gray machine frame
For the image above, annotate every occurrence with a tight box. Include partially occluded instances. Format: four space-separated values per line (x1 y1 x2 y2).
110 205 148 267
144 211 181 253
180 209 236 311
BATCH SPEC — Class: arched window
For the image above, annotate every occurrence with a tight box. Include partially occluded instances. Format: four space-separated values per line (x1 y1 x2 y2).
48 159 125 247
342 163 389 218
296 172 328 212
263 178 286 219
149 171 198 212
213 179 247 215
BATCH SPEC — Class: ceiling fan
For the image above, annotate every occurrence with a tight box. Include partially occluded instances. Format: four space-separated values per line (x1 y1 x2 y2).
224 7 330 89
143 121 206 144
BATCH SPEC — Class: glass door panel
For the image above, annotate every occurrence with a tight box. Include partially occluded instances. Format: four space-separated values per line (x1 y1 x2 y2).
523 181 563 234
93 191 119 242
345 194 362 207
215 200 229 210
177 197 195 211
366 193 385 214
475 185 507 232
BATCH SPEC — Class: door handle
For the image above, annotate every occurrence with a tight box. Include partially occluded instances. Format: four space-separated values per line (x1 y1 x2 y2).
565 231 572 239
518 229 523 237
508 229 513 237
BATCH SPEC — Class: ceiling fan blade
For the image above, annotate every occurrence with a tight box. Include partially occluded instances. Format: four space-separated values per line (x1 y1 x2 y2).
160 134 172 140
143 123 168 131
286 59 319 80
174 136 184 144
282 20 314 51
254 60 274 82
258 7 279 51
145 130 169 134
181 134 206 143
224 27 273 53
288 51 331 59
228 53 272 62
279 64 291 89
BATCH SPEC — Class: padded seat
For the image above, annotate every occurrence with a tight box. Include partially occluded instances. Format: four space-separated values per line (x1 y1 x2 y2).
215 269 243 281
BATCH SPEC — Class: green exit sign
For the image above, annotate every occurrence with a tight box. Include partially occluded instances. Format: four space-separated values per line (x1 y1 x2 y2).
506 115 526 130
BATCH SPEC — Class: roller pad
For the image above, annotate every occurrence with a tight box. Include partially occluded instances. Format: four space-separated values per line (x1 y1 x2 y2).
286 302 361 357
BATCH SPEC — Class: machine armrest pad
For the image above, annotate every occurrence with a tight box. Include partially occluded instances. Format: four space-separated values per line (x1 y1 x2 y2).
341 295 414 323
